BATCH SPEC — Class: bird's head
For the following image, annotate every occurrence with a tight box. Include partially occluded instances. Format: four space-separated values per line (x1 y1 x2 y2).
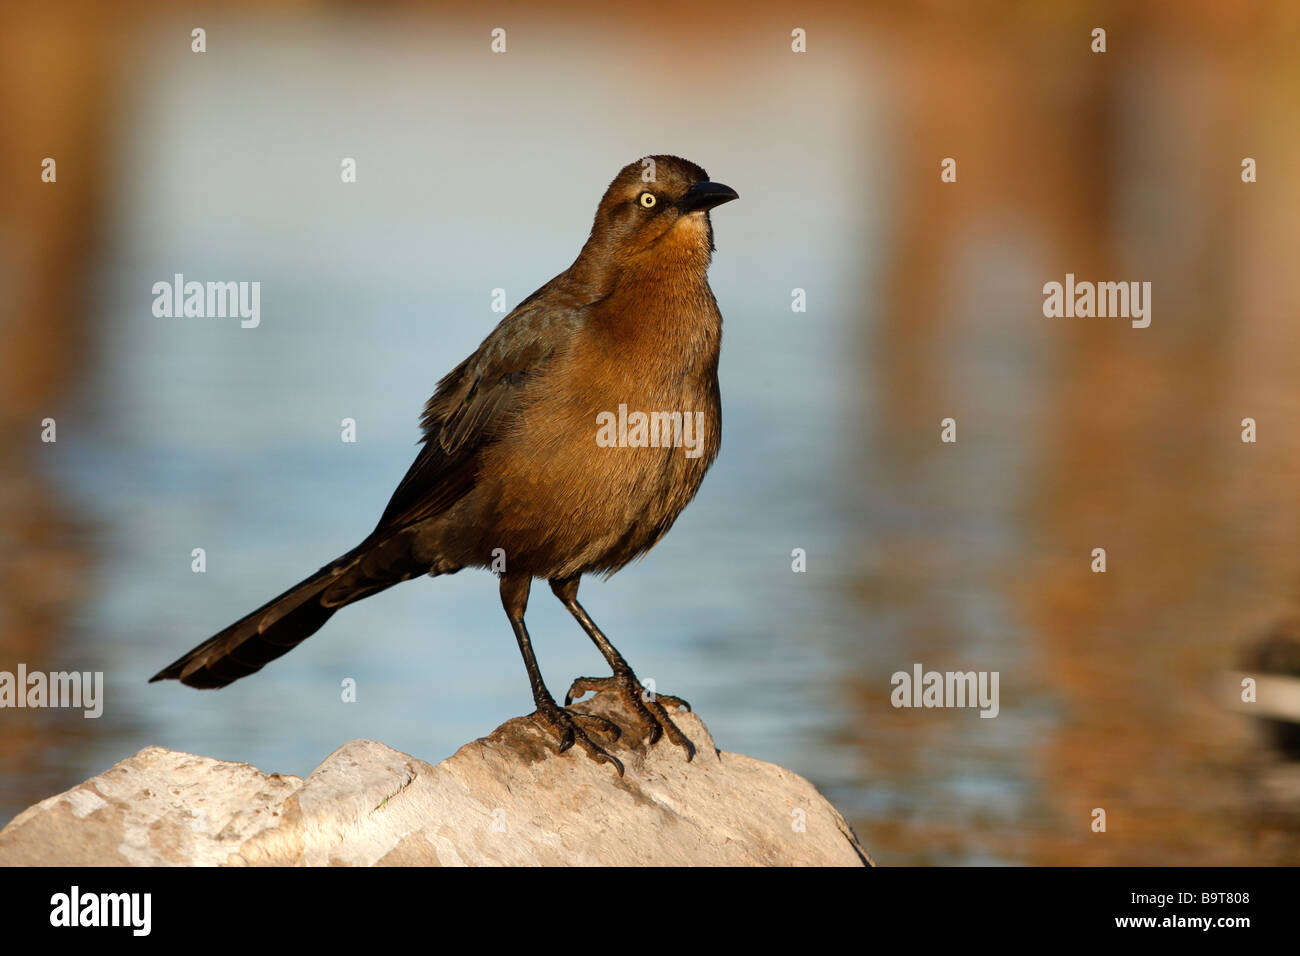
578 155 738 280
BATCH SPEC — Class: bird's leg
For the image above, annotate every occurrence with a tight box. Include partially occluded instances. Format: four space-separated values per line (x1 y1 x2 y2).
550 575 695 761
500 572 623 775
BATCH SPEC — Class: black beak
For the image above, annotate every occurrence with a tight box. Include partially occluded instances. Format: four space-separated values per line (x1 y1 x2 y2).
677 180 739 214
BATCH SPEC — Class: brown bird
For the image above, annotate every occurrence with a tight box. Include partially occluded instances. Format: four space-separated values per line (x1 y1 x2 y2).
151 155 738 774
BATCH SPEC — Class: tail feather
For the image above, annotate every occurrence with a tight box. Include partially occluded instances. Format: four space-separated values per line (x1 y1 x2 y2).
151 533 420 689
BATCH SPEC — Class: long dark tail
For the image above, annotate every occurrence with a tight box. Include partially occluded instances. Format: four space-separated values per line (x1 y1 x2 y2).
150 531 423 689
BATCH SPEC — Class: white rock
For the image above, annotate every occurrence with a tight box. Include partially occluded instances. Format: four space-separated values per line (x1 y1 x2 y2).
0 692 870 866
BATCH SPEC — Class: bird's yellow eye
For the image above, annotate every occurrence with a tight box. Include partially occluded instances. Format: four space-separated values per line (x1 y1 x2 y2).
639 192 657 208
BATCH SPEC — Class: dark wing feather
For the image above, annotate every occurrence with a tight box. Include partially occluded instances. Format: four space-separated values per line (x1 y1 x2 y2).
373 300 580 531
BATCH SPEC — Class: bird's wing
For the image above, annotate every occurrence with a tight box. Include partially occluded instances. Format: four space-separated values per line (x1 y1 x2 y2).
373 298 581 531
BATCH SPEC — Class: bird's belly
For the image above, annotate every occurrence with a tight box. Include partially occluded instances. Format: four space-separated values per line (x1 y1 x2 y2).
468 379 719 578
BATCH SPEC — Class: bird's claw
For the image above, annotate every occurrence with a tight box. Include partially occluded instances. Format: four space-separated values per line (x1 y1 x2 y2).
565 673 695 761
572 710 622 740
652 692 691 713
533 701 625 775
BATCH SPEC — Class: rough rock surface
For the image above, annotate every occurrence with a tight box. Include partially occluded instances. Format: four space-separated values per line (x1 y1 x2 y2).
0 690 871 866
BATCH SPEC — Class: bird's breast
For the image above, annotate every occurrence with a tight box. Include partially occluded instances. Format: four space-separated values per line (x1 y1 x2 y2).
472 295 722 577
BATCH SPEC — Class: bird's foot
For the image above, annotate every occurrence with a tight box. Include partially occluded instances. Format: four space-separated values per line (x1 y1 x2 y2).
565 672 695 761
532 698 625 776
